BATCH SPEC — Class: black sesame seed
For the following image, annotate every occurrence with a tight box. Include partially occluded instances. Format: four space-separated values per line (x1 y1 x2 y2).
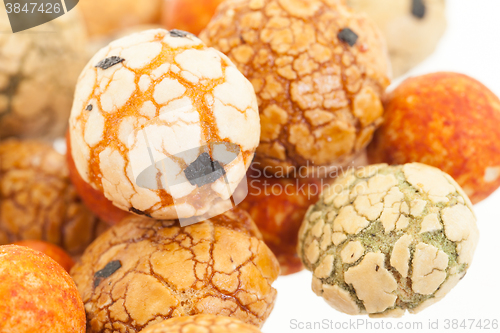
94 260 122 288
411 0 426 19
338 28 358 47
129 207 147 216
95 56 125 70
375 265 380 272
170 29 196 38
184 152 226 187
86 104 93 111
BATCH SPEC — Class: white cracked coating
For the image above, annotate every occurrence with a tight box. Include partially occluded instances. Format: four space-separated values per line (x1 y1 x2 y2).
69 29 260 219
298 163 479 317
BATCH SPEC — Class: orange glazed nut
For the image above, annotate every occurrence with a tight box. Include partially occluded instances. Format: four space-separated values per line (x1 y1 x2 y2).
70 208 280 332
0 245 86 333
14 240 75 272
200 0 391 175
139 315 262 333
0 140 108 256
162 0 225 36
239 171 323 275
368 72 500 204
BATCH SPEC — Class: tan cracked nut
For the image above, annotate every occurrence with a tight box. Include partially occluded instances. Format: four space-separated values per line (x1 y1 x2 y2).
139 315 262 333
79 0 162 37
69 29 260 220
347 0 446 77
0 139 108 257
70 208 280 332
200 0 390 175
298 163 479 317
0 8 87 140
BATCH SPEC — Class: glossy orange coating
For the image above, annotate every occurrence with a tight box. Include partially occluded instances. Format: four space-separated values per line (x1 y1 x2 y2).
13 240 75 272
0 245 86 333
162 0 225 36
368 72 500 204
66 132 132 226
238 168 325 275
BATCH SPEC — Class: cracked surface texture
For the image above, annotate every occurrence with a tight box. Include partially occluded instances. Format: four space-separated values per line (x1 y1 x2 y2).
69 29 260 220
0 140 108 257
0 8 87 140
200 0 390 175
79 0 162 37
139 314 262 333
0 245 85 333
71 208 279 332
368 72 500 204
347 0 446 77
298 163 479 317
239 170 323 275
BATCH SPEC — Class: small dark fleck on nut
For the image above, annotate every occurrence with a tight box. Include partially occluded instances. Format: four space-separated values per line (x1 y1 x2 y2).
86 104 93 111
375 265 380 272
184 152 226 187
94 260 122 287
338 28 358 47
129 207 147 216
170 29 196 38
411 0 426 19
95 56 125 70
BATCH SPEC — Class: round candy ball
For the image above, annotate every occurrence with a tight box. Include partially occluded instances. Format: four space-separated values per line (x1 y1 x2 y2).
0 140 107 257
298 163 479 317
69 29 260 220
78 0 162 37
239 171 323 275
140 315 262 333
0 245 86 332
71 208 279 331
161 0 225 36
0 9 87 140
368 72 500 204
14 240 75 272
347 0 446 77
200 0 390 175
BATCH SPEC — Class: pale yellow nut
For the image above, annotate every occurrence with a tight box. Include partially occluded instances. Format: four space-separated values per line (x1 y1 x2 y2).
346 0 446 78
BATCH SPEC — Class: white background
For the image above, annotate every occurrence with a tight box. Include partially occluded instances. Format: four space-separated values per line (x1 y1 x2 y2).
263 1 500 332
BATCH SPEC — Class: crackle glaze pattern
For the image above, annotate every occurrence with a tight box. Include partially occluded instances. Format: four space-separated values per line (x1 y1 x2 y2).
139 315 262 333
69 29 260 220
0 140 107 256
298 163 479 317
71 208 279 332
0 9 87 140
201 0 390 175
